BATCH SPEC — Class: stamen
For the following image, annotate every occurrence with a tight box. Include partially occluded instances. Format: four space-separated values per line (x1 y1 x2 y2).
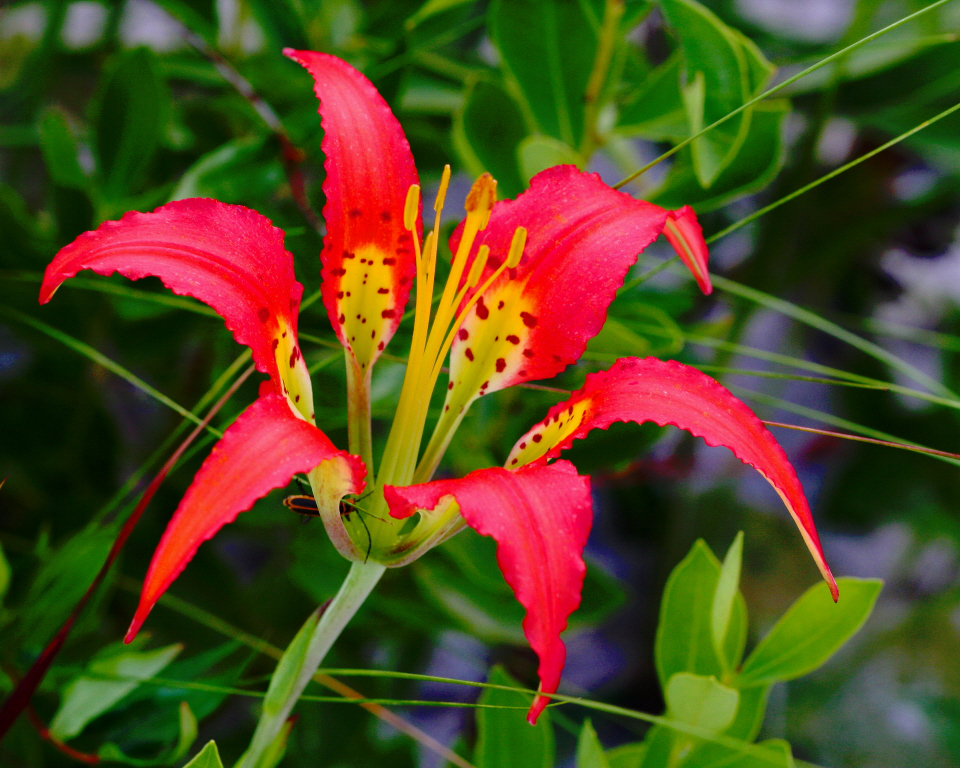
434 164 451 213
466 245 490 289
464 173 497 231
403 185 420 231
506 226 527 268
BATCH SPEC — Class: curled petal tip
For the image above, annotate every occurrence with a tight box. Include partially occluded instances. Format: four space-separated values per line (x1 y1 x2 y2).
527 691 549 725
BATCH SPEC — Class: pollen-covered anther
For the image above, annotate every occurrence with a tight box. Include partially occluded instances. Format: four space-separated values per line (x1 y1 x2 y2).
465 173 497 230
404 184 420 231
506 226 527 269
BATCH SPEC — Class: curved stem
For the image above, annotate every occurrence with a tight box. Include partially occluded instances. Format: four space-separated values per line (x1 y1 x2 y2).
235 561 386 768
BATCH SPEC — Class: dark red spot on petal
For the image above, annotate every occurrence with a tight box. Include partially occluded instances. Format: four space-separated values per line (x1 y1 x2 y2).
380 211 392 222
398 232 412 243
337 291 344 299
371 330 376 338
448 382 454 390
272 338 279 351
506 335 520 344
348 209 362 218
476 296 489 320
295 395 301 403
378 341 385 350
459 328 469 340
523 349 535 358
495 358 506 372
532 434 542 443
498 300 504 310
383 257 396 266
257 307 270 324
382 309 396 318
520 311 537 328
519 442 527 449
339 313 346 324
343 250 356 259
289 347 301 368
465 348 474 361
377 287 389 294
508 267 517 280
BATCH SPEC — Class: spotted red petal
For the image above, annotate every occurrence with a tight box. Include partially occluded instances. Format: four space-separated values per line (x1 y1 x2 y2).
442 166 669 413
385 460 592 724
125 394 365 641
39 199 312 410
285 49 420 372
664 205 711 294
506 357 837 600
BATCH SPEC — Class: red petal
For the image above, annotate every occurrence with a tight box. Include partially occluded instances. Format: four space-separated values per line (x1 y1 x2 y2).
285 49 420 372
664 205 711 294
126 394 365 640
40 199 310 405
506 357 837 600
444 166 668 408
385 460 592 723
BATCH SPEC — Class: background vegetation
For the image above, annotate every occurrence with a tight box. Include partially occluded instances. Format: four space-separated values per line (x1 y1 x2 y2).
2 0 960 765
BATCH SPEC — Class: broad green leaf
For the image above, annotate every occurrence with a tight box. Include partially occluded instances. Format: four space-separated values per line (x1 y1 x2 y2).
587 303 684 360
19 522 117 647
474 666 554 768
38 107 88 190
490 0 602 149
50 642 183 740
577 719 610 768
665 672 739 734
711 532 743 672
659 0 752 186
93 47 166 201
655 540 746 686
725 684 771 742
699 738 794 768
260 606 323 720
517 134 583 184
650 100 788 211
252 715 295 768
98 701 198 766
182 741 224 768
616 54 687 141
407 0 475 28
454 78 528 198
169 136 284 205
606 742 647 768
739 578 883 686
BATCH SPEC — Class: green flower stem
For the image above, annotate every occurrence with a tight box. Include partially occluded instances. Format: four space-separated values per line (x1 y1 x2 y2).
236 560 386 768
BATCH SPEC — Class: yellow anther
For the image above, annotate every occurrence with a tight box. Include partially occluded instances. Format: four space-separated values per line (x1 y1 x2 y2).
466 245 490 289
465 173 497 230
434 164 451 213
403 184 420 231
506 226 527 269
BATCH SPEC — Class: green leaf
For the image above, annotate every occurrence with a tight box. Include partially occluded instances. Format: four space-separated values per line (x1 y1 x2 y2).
665 672 739 735
474 666 554 768
655 540 746 686
92 47 166 201
659 0 752 186
699 738 794 768
260 606 323 720
616 54 688 141
490 0 602 149
606 742 647 768
454 78 528 199
38 107 89 190
182 741 224 768
725 684 771 742
251 715 296 768
738 578 883 686
517 134 583 184
407 0 476 28
98 701 198 766
711 532 743 672
169 136 284 205
50 642 183 740
577 718 610 768
650 100 788 212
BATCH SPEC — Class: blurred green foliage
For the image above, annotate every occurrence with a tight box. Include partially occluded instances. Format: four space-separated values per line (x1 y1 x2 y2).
2 0 960 766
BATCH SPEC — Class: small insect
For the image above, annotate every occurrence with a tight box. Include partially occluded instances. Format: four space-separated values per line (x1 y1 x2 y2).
283 492 373 562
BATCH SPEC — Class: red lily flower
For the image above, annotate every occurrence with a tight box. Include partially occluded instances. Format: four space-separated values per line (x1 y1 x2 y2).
38 50 835 726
